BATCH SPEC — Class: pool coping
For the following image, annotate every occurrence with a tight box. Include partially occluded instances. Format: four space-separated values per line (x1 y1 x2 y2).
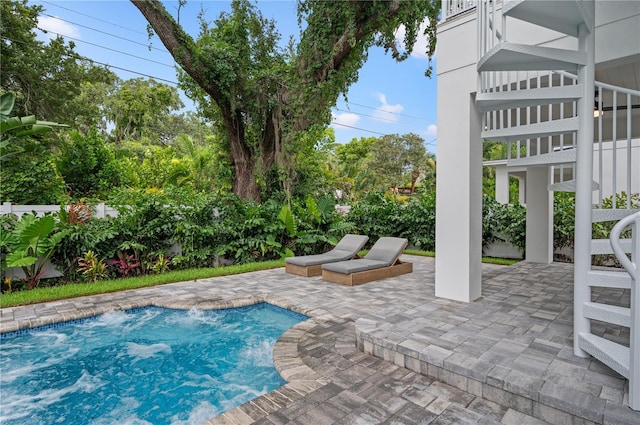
1 294 335 425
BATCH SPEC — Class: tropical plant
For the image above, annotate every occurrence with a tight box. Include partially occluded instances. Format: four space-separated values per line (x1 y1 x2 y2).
66 201 94 225
106 188 177 271
0 214 70 289
482 194 526 254
77 250 108 282
56 129 121 198
148 254 171 275
1 91 70 204
109 251 140 277
0 92 68 161
347 190 404 243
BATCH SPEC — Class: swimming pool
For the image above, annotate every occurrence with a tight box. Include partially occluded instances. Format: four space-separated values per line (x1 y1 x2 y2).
0 303 307 425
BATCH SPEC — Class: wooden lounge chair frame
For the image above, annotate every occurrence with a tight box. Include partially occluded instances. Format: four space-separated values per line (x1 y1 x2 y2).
284 234 369 277
285 262 323 277
321 237 412 285
321 259 413 286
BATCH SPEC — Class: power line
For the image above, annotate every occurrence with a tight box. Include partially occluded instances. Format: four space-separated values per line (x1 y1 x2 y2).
331 122 387 136
334 107 399 124
37 27 176 69
424 137 437 146
40 13 169 53
36 8 434 134
39 0 148 37
1 35 179 86
342 100 431 121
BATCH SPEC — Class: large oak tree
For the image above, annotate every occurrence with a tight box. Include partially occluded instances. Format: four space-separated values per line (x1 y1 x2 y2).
131 0 439 200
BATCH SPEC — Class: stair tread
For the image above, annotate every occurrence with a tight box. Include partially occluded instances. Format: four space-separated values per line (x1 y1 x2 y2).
503 0 592 37
548 179 598 193
583 302 630 327
476 85 582 112
482 117 578 142
591 238 633 255
507 148 576 167
586 269 632 289
592 208 640 223
478 42 587 72
578 333 629 378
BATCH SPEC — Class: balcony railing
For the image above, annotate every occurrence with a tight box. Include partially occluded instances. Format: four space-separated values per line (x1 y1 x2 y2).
441 0 477 22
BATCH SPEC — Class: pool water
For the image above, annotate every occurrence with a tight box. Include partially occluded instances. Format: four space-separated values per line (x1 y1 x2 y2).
0 303 307 425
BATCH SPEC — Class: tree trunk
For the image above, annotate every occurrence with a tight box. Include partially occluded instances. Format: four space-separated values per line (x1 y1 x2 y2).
131 0 262 201
223 107 260 201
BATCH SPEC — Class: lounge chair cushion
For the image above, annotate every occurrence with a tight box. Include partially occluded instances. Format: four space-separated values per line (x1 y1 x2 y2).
285 249 354 267
362 237 408 266
285 234 368 267
321 259 389 274
321 237 408 274
333 234 369 253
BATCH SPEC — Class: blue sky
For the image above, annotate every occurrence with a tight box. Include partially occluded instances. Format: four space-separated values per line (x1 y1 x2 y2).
32 0 438 153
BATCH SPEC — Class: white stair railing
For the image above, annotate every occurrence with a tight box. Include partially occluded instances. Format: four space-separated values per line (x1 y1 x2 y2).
477 2 640 209
477 0 639 411
610 211 640 410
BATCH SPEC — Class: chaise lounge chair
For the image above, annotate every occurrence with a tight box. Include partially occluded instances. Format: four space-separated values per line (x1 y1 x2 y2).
285 234 369 277
321 237 412 286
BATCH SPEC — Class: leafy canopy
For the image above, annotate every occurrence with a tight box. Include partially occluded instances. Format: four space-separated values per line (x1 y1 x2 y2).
132 0 440 201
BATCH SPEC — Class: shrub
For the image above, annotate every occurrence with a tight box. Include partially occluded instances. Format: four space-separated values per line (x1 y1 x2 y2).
482 194 526 253
399 190 436 251
346 190 404 244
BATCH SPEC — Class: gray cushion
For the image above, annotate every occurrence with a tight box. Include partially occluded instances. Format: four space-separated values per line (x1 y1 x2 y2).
322 259 388 274
363 237 408 266
285 234 368 267
321 237 408 274
333 234 369 253
285 249 353 266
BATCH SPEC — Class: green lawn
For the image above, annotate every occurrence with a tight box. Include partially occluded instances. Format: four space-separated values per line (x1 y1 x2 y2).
0 251 519 308
0 260 284 308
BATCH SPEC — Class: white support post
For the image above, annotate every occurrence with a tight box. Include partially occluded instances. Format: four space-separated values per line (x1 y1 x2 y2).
574 6 596 358
495 165 510 204
518 177 526 206
525 167 553 264
435 93 483 302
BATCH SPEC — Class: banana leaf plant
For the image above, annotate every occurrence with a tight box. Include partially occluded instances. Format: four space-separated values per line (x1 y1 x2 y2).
0 215 70 289
0 92 68 162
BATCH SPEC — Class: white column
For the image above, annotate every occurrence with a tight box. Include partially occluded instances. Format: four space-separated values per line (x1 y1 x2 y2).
525 167 553 264
574 10 596 358
435 93 483 302
495 165 509 204
518 177 526 206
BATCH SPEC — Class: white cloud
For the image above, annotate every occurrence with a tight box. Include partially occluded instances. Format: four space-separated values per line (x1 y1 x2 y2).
395 19 434 60
331 111 360 129
37 16 81 41
371 93 404 123
426 124 437 136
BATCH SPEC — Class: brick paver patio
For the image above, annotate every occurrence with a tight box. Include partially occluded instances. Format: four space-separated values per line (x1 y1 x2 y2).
1 255 638 424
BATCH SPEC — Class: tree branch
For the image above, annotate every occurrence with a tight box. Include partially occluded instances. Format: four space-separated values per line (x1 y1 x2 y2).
130 0 224 103
306 0 401 84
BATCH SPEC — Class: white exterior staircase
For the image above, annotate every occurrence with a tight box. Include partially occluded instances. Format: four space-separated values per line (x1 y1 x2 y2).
477 0 639 411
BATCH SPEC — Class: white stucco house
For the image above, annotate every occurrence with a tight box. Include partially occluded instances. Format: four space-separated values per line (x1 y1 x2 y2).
435 0 639 410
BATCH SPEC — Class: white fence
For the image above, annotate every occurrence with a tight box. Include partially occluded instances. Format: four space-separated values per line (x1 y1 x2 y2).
0 202 119 218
